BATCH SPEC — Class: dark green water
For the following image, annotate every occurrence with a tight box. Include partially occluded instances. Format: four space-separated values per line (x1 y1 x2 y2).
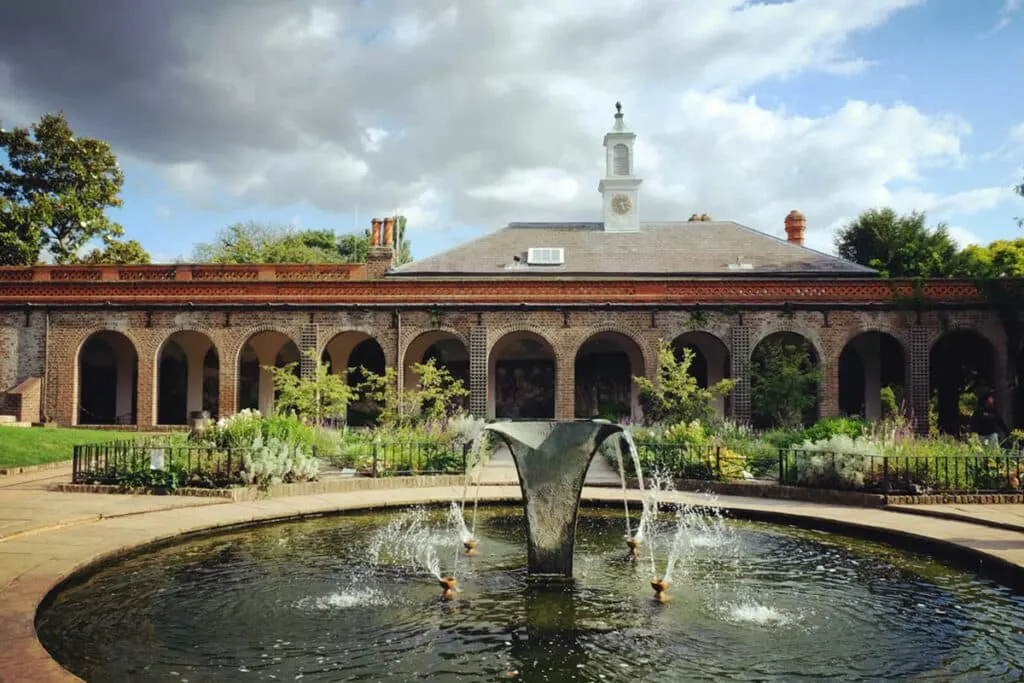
36 506 1024 682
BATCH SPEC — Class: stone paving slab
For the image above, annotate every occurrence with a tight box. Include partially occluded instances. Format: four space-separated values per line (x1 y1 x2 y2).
887 502 1024 533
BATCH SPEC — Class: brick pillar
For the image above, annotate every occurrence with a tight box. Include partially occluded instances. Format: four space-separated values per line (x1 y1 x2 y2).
730 326 751 424
218 346 237 419
555 352 575 420
300 323 318 379
136 355 155 429
909 325 930 434
818 355 839 418
469 326 487 418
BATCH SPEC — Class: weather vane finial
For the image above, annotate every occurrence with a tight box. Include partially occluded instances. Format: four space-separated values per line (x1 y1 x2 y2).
615 101 622 115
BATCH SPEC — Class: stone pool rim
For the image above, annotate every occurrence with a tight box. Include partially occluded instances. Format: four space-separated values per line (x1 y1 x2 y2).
6 485 1024 682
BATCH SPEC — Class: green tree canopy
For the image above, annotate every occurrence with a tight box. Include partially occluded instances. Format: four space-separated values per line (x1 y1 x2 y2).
0 112 126 265
750 341 821 429
633 340 734 425
1014 176 1023 229
74 238 151 265
950 238 1024 279
191 222 343 264
191 216 415 265
835 208 958 278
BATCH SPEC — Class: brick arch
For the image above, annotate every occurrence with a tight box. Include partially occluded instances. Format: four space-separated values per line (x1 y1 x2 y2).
835 327 910 421
486 324 563 352
926 322 1005 356
72 328 142 426
399 327 470 364
749 326 825 364
487 326 561 419
226 325 301 416
151 328 221 425
317 326 388 356
837 325 910 353
569 327 650 420
151 327 221 369
566 326 654 376
229 325 301 369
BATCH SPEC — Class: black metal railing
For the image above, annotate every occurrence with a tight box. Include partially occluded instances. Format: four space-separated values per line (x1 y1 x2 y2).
73 438 470 487
320 440 470 477
73 440 245 487
628 442 723 481
778 449 1024 494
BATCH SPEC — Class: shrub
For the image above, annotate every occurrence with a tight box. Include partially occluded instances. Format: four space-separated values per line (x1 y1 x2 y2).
240 435 320 490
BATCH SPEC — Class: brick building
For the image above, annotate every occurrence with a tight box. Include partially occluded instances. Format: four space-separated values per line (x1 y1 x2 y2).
0 106 1017 433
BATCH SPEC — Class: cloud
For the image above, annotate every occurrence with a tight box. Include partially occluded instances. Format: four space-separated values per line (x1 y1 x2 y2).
3 0 1007 254
1011 121 1024 144
946 225 982 248
994 0 1022 30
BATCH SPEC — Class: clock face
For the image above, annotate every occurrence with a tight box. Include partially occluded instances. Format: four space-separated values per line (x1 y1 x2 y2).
611 194 633 215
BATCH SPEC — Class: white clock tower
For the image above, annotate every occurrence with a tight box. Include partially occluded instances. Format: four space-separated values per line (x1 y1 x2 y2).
598 102 642 233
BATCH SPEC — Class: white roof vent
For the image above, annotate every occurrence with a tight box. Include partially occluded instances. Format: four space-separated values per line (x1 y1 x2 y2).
527 247 564 265
727 256 754 271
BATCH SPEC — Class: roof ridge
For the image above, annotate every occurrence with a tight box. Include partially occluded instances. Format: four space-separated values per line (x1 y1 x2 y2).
726 220 876 273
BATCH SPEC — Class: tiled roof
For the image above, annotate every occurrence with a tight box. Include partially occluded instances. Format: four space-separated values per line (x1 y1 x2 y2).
388 221 876 277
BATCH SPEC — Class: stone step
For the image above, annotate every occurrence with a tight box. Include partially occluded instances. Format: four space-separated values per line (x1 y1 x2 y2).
0 415 18 424
0 420 31 428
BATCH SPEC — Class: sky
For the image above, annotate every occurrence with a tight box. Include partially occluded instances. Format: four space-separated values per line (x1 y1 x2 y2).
0 0 1022 263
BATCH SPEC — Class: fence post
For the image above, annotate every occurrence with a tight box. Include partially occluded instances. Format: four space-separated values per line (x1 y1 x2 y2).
371 443 379 478
778 449 784 485
72 445 79 483
715 446 721 478
462 442 469 474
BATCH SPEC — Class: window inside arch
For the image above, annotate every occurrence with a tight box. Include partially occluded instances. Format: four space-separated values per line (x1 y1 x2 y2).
612 143 630 175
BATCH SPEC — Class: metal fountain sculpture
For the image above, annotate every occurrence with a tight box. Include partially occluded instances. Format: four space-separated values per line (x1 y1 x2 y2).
481 419 627 581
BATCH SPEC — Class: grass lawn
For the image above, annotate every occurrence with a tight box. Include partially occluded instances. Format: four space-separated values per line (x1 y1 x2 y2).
0 427 148 469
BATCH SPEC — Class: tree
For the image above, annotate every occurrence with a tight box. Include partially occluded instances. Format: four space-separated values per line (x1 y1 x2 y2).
633 340 734 425
835 208 958 278
74 238 151 265
394 214 413 265
0 112 125 265
951 239 1024 278
1014 176 1023 229
356 359 469 427
266 351 355 422
191 222 343 264
337 229 371 263
750 341 821 429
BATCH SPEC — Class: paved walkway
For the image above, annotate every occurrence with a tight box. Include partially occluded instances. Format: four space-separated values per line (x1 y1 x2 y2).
1 467 1023 682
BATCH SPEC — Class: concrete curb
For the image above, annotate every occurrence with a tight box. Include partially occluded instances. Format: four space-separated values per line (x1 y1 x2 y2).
0 460 72 476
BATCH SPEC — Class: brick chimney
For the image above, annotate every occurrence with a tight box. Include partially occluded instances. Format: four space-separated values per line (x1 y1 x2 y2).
370 218 382 247
365 217 394 279
784 210 806 246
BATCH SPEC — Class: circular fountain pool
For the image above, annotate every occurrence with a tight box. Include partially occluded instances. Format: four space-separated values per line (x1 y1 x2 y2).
37 505 1024 682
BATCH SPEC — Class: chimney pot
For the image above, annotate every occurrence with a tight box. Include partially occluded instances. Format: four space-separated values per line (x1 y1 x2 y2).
370 218 382 246
382 217 395 247
784 210 806 246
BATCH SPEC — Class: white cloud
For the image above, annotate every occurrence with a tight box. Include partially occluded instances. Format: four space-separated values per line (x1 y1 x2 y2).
994 0 1022 31
1011 121 1024 143
466 168 579 205
8 0 1019 253
946 225 982 248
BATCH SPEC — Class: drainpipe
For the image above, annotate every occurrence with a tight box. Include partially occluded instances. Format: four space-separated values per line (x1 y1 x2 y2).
394 309 402 418
42 309 50 423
